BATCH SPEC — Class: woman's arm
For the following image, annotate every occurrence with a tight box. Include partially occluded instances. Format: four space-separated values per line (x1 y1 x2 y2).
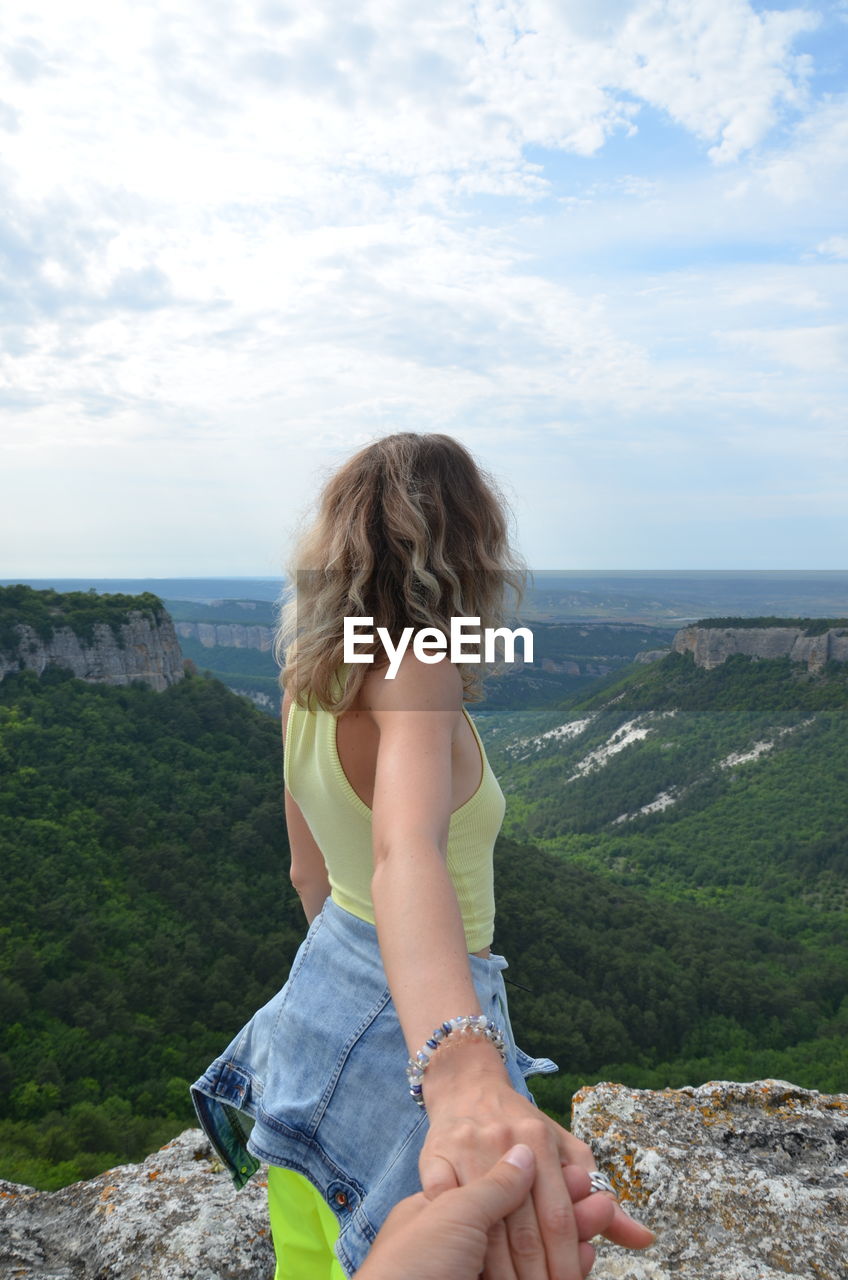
367 654 588 1280
368 658 492 1055
282 688 332 926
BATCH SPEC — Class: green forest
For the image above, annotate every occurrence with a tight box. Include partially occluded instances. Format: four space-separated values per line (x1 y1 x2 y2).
0 584 166 650
0 594 846 1192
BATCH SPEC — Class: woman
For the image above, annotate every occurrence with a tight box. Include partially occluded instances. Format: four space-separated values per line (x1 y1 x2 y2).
192 433 648 1278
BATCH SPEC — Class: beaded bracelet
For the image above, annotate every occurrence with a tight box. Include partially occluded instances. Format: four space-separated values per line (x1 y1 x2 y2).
405 1014 508 1108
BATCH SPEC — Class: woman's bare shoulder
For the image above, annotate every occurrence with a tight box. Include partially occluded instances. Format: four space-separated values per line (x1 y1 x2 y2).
362 652 463 716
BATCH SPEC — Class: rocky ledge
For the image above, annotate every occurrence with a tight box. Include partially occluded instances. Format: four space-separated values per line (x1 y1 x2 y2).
571 1078 847 1279
0 1128 273 1280
0 1080 845 1279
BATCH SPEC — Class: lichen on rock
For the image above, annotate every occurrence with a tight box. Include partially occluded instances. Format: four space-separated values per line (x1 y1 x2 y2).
571 1078 848 1280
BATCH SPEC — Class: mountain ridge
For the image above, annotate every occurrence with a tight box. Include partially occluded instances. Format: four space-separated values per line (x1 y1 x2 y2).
673 621 848 671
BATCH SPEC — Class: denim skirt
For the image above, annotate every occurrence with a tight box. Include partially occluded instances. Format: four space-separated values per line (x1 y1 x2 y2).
190 897 558 1277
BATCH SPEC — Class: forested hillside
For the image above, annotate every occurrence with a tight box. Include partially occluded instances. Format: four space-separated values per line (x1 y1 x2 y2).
481 651 848 914
1 632 846 1191
0 669 304 1189
475 648 848 1108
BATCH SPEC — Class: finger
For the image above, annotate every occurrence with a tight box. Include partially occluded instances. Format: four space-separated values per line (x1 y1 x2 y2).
561 1162 654 1249
532 1146 582 1280
477 1147 536 1280
555 1127 597 1172
483 1217 519 1280
562 1163 593 1205
605 1203 656 1249
561 1165 614 1242
572 1187 616 1242
449 1144 536 1228
504 1193 549 1279
419 1152 460 1201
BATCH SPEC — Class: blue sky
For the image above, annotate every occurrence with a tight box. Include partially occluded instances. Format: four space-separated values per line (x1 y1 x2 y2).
1 0 846 575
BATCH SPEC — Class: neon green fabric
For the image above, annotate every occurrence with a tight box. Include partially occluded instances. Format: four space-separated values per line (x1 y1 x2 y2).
284 663 506 952
267 1165 346 1280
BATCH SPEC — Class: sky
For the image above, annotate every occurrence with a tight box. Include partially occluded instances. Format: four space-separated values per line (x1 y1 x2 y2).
1 0 847 576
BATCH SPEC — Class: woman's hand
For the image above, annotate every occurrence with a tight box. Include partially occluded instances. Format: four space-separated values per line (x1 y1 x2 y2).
420 1068 581 1279
418 1043 647 1279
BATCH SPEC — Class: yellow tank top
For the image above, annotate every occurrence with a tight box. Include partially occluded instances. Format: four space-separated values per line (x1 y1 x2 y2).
283 663 506 952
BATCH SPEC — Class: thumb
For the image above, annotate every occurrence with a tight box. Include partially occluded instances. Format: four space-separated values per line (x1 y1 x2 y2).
455 1143 536 1227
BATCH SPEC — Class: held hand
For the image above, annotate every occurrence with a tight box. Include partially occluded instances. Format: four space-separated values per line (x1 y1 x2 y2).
418 1055 653 1280
358 1144 541 1280
360 1146 655 1280
419 1061 588 1280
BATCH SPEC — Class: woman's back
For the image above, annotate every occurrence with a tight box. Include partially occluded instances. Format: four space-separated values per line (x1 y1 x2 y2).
335 662 485 815
283 656 506 955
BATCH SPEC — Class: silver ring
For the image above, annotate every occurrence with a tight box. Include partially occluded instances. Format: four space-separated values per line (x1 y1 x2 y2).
588 1170 617 1198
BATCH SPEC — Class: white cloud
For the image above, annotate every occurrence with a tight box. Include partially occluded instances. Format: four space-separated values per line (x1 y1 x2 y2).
0 0 845 573
0 0 821 213
751 95 848 203
615 0 819 162
817 235 848 259
716 323 848 372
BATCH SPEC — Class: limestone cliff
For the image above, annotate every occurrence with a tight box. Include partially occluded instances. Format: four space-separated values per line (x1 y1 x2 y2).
672 623 848 672
1 1080 844 1279
0 591 184 693
174 620 274 651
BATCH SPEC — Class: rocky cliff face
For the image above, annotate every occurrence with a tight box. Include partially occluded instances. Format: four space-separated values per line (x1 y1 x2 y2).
0 613 184 693
672 625 848 672
1 1080 844 1279
174 621 274 651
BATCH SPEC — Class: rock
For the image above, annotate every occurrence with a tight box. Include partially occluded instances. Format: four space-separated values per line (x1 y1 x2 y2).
1 613 184 692
2 1081 845 1279
174 621 274 651
571 1078 848 1280
672 625 848 673
230 687 277 711
0 1128 273 1280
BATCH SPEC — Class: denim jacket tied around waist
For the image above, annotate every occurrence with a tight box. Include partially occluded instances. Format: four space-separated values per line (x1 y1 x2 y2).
190 897 558 1277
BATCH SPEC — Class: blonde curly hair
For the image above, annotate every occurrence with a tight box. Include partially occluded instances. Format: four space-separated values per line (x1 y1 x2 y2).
275 432 527 714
